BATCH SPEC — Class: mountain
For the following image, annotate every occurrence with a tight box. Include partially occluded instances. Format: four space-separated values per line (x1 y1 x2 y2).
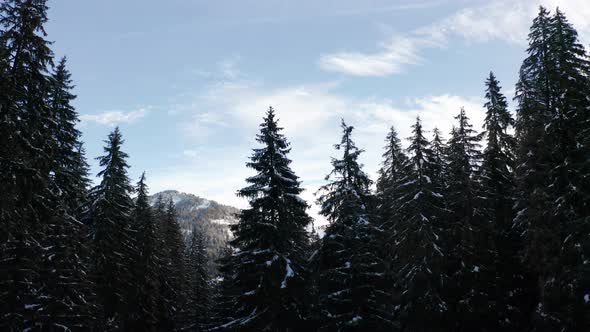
149 190 240 275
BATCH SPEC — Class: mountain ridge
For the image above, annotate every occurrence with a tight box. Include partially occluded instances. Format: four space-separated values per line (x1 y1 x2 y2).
149 190 240 275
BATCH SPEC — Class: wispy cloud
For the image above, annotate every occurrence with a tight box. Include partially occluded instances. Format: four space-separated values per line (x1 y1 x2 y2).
80 108 148 126
319 36 424 77
319 0 590 77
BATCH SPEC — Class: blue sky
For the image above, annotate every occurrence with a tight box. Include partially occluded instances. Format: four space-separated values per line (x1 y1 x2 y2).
45 0 590 221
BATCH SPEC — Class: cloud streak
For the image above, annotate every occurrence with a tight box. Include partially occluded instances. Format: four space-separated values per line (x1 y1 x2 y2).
319 0 589 77
80 108 148 126
319 36 424 77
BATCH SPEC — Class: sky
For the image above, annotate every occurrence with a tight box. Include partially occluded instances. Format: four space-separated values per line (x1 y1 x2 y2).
45 0 590 224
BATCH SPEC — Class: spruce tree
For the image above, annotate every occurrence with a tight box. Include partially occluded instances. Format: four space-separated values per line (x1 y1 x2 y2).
37 56 96 330
390 117 447 332
513 6 554 253
182 227 211 331
430 128 447 192
375 125 408 229
481 72 516 229
48 57 90 214
444 108 497 331
0 0 59 329
515 7 590 330
541 9 590 330
156 199 186 330
481 72 531 330
545 8 590 221
83 127 136 329
315 120 394 331
215 107 311 331
128 172 160 330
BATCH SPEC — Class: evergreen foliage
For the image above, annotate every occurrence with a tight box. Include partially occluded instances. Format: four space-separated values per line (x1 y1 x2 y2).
390 117 448 331
84 127 136 329
316 120 394 331
181 227 211 331
514 6 590 331
129 172 160 331
215 107 311 331
444 108 496 331
156 199 186 330
376 126 408 228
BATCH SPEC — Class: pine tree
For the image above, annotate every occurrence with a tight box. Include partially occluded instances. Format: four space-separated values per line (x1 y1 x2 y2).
36 56 97 330
515 7 590 330
391 117 447 332
445 108 485 222
430 128 447 192
48 57 90 214
215 107 311 331
0 0 60 329
513 5 554 249
545 9 590 221
83 127 136 329
315 120 394 331
128 172 160 331
182 227 211 331
481 72 516 229
376 125 408 229
444 108 497 331
481 72 531 330
541 8 590 330
156 199 186 330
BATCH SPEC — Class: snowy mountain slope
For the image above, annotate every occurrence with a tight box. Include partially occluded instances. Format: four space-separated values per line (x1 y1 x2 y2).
149 190 240 274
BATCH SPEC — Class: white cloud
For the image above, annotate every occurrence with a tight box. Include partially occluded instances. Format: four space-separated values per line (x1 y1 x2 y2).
319 36 423 76
182 149 199 158
420 0 533 46
319 0 590 76
80 108 148 126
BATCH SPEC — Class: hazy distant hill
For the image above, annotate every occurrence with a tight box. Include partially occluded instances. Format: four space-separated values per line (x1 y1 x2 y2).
149 190 240 274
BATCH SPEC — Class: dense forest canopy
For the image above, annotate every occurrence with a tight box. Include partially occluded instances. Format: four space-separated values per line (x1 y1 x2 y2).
0 1 589 331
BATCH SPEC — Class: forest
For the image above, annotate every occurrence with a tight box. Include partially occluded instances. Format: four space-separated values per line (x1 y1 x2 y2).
0 0 589 331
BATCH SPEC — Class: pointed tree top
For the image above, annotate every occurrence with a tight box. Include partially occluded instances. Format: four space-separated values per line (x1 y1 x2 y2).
137 172 148 192
488 71 496 81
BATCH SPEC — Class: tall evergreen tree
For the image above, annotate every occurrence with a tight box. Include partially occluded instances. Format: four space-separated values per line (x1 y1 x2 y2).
513 6 554 259
481 72 531 330
315 120 394 331
376 125 408 229
129 172 160 331
445 108 485 223
181 227 211 331
83 127 136 329
430 128 447 193
481 72 516 230
215 107 311 331
156 199 186 331
48 57 90 214
515 7 590 330
37 56 96 330
444 108 497 331
0 0 59 329
390 117 447 332
541 8 590 330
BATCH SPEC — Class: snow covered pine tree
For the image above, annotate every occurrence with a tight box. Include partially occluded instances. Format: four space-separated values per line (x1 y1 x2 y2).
315 120 394 331
215 107 312 331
